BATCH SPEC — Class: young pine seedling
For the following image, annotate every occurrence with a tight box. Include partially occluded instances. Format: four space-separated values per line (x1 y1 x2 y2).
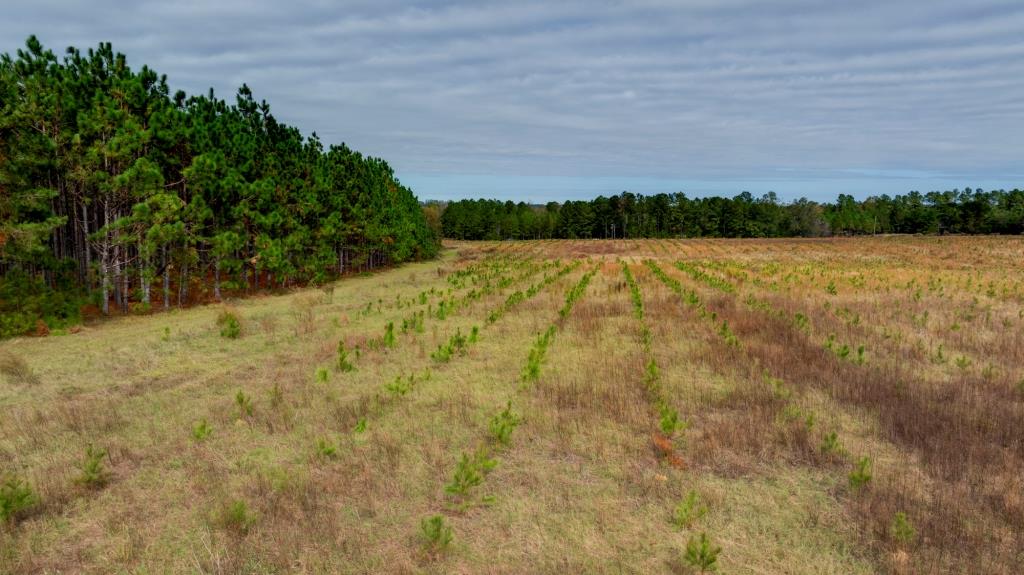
420 514 453 557
671 490 708 529
235 390 254 419
848 456 873 490
0 475 39 523
890 511 916 548
75 445 110 489
191 419 213 441
683 532 722 573
336 340 355 372
445 449 497 499
488 401 521 446
315 437 338 459
315 366 329 384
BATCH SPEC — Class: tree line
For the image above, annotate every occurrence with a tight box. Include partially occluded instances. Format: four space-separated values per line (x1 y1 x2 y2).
0 37 438 336
437 189 1024 240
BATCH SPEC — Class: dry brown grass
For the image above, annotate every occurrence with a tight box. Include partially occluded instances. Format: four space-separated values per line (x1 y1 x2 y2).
1 237 1021 573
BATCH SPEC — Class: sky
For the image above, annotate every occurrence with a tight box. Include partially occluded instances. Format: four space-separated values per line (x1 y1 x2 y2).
3 0 1023 202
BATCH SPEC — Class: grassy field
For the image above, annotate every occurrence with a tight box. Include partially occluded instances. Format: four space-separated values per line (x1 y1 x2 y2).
1 237 1023 574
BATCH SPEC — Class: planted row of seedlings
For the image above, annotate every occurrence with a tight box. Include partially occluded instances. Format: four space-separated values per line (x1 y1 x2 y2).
161 256 577 546
663 257 1022 572
621 262 722 573
708 258 1020 385
419 263 597 560
310 259 583 462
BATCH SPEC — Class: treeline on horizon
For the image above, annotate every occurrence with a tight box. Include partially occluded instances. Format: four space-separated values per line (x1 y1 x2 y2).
0 37 438 336
437 188 1024 240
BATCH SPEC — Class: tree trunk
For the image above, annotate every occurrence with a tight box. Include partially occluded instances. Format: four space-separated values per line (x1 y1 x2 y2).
214 258 222 301
162 245 170 310
101 203 111 316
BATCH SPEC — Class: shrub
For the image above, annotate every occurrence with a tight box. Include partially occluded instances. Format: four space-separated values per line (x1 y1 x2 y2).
659 405 688 436
445 448 497 498
191 419 213 441
0 271 82 338
848 456 873 490
75 445 110 488
315 437 338 459
420 514 453 556
383 321 396 348
0 350 39 385
671 490 708 529
0 475 39 523
315 366 329 383
890 511 916 548
215 499 257 535
336 340 355 372
217 309 241 339
683 532 721 573
819 431 843 456
384 375 412 397
488 401 521 446
235 390 254 418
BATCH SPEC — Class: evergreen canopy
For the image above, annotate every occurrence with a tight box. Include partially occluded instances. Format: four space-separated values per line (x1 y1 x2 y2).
0 36 438 331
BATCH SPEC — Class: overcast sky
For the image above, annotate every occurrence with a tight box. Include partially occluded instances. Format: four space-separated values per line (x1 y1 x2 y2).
4 1 1023 202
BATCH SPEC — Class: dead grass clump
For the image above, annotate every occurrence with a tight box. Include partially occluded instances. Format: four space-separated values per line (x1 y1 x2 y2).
0 350 39 385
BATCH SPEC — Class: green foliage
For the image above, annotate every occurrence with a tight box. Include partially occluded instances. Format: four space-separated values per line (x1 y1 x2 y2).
659 404 688 436
622 263 644 319
0 475 39 523
0 36 439 332
675 262 735 293
235 390 253 418
848 456 873 490
521 326 556 382
382 321 396 348
683 532 722 573
441 188 1024 240
315 366 329 383
890 511 916 547
432 329 468 362
384 374 413 397
445 448 497 498
315 437 338 459
420 514 453 555
671 490 708 529
488 401 521 446
75 445 110 488
336 340 355 372
217 310 241 339
353 418 368 434
0 272 82 338
215 499 257 534
191 419 213 441
820 431 844 456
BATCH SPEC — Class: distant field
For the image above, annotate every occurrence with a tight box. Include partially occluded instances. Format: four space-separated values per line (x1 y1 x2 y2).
1 237 1023 574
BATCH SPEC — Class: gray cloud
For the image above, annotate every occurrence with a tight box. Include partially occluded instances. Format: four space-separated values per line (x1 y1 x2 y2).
3 0 1022 200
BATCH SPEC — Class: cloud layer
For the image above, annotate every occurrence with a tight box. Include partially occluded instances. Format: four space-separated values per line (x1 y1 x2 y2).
4 1 1023 200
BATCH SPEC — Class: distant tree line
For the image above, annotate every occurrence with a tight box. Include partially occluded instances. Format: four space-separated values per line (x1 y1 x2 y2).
438 189 1024 240
0 37 438 336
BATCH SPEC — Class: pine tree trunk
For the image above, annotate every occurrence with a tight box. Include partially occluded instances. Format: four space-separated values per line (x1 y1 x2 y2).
162 245 170 310
101 203 111 316
214 258 222 301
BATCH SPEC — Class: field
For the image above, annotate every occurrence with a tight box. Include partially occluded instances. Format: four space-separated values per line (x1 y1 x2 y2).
1 236 1023 574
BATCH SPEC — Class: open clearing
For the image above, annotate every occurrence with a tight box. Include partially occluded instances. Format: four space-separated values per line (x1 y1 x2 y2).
2 237 1023 574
